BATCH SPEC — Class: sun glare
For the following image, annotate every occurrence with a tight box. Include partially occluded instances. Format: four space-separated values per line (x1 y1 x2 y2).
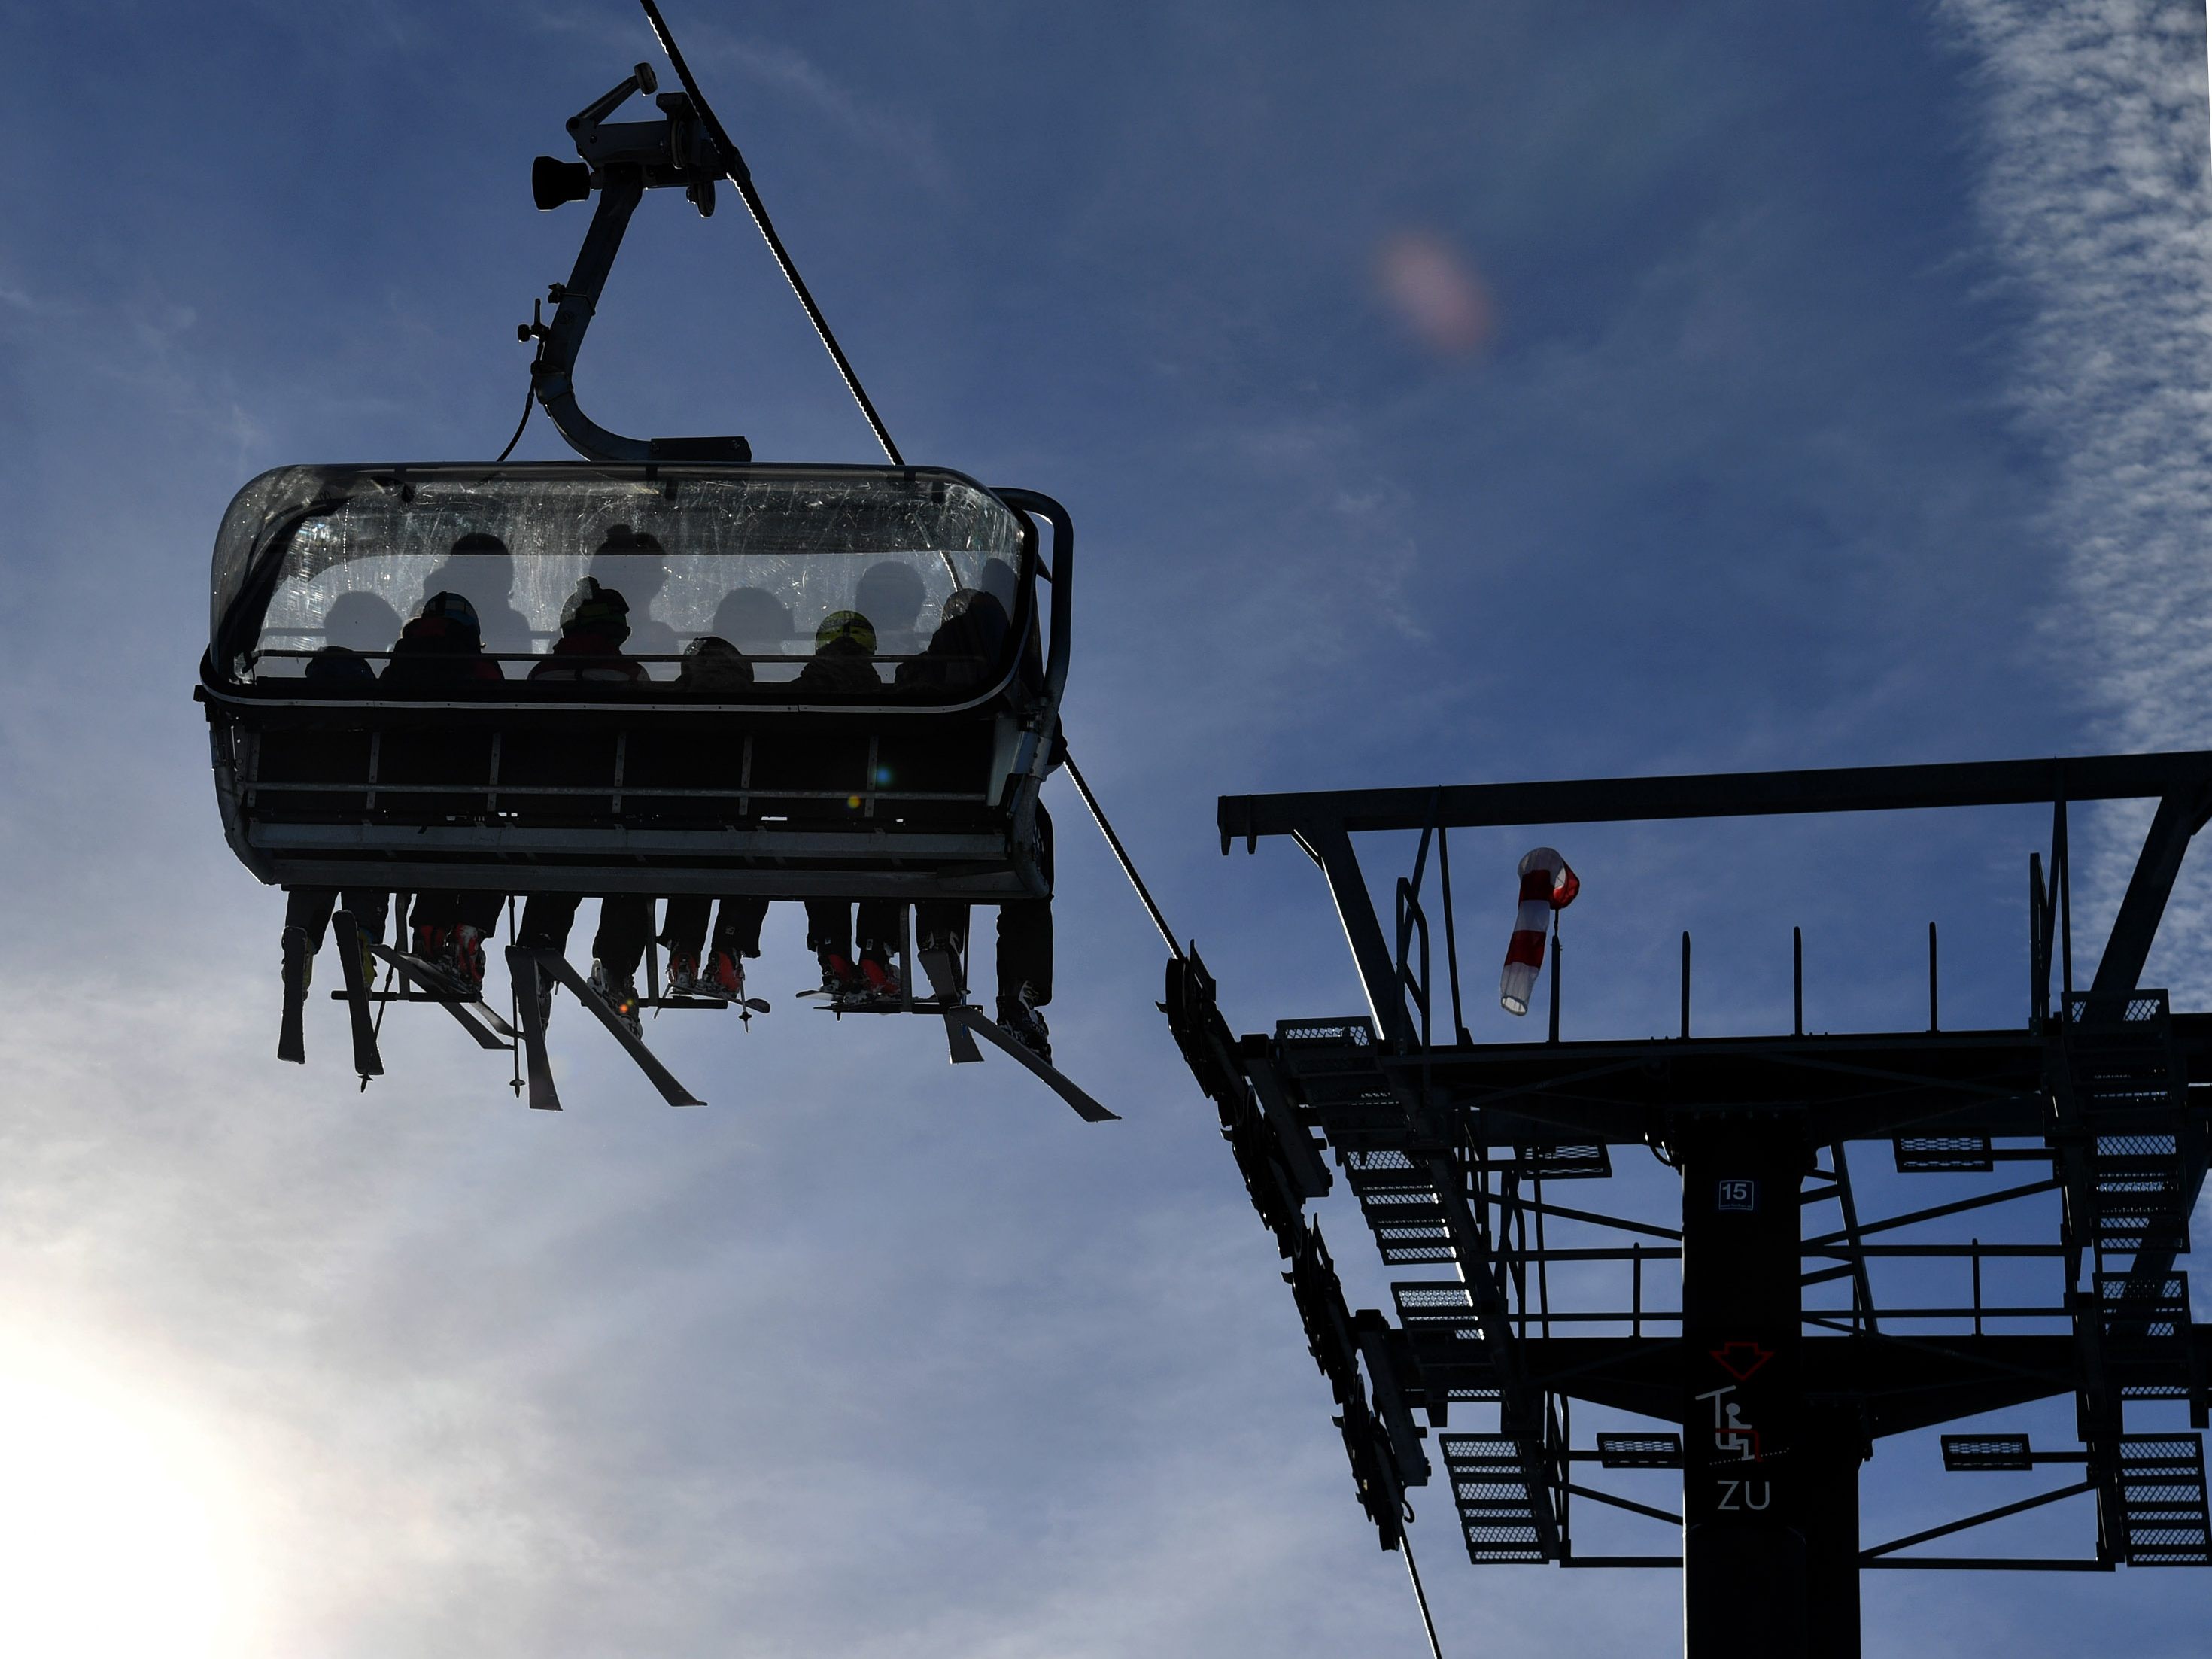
0 1354 247 1658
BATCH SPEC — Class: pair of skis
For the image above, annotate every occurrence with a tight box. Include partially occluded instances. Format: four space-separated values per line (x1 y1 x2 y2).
797 939 1115 1121
286 913 696 1106
284 910 1112 1122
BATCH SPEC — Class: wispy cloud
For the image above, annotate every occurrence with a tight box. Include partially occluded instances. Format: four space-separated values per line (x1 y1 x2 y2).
1943 0 2212 991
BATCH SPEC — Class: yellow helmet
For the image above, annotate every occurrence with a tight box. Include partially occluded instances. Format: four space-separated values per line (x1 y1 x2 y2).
815 610 877 654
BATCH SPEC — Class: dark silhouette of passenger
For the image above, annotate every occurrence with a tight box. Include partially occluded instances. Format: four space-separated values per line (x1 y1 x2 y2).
382 590 506 691
528 576 648 685
587 524 680 667
797 611 900 995
658 634 771 1002
674 634 750 691
278 592 404 1041
907 562 1057 1059
419 532 533 661
377 592 506 990
795 608 883 694
894 587 1010 698
515 577 653 1029
855 560 928 658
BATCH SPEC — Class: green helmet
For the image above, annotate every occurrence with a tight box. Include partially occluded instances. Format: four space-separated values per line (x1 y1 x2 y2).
815 610 877 654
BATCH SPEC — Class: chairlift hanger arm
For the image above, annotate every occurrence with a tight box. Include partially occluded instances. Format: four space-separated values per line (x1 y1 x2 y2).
527 63 751 465
527 7 908 466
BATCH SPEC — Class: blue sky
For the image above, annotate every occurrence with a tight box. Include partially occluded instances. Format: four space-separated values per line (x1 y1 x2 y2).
0 2 2208 1654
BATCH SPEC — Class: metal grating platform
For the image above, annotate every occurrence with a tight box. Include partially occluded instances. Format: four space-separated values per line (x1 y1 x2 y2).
1394 1281 1482 1338
1598 1433 1682 1469
2067 991 2171 1028
1510 1143 1613 1180
1942 1434 2034 1472
1894 1135 1994 1174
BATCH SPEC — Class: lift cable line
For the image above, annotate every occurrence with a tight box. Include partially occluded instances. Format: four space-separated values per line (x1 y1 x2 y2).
637 0 904 466
1057 749 1460 1657
1062 749 1186 965
1400 1522 1445 1659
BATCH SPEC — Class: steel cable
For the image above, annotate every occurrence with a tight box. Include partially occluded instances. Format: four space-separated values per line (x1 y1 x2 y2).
639 0 904 466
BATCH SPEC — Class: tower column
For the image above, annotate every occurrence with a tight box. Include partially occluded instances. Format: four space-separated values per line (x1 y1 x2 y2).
1677 1121 1812 1659
1800 1405 1866 1659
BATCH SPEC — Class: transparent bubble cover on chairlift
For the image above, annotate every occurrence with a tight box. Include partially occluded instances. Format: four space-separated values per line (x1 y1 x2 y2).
209 463 1029 689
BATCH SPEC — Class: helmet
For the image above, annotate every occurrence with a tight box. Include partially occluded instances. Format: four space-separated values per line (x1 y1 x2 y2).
815 610 877 655
678 634 752 691
418 591 482 640
560 576 631 637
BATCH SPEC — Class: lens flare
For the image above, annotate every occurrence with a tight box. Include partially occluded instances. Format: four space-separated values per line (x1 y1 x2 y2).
1375 229 1496 357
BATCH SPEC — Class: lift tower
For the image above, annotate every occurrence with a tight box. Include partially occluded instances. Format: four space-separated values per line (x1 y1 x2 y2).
1164 751 2212 1657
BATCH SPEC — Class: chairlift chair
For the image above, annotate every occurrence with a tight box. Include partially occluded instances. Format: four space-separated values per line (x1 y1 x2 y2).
196 17 1109 1123
198 461 1070 904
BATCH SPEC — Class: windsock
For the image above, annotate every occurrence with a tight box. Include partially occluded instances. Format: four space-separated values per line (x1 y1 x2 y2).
1500 847 1579 1016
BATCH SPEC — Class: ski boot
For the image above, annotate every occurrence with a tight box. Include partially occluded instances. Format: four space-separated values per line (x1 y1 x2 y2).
816 951 864 1001
442 924 488 997
997 984 1051 1063
704 949 745 1004
916 930 965 1004
589 958 643 1038
665 946 702 998
858 951 901 1001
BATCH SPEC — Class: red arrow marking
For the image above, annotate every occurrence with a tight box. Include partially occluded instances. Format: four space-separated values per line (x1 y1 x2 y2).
1710 1341 1773 1381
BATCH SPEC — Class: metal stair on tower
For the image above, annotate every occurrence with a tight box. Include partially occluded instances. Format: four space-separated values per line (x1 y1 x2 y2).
2050 990 2209 1549
2116 1436 2212 1566
2059 991 2192 1262
1440 1433 1551 1563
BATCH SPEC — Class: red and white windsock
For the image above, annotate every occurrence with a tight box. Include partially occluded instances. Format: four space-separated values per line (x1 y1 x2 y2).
1500 847 1580 1016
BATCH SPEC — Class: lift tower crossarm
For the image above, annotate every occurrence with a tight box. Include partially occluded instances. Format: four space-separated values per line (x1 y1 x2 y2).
1227 748 2212 1065
1220 750 2212 842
